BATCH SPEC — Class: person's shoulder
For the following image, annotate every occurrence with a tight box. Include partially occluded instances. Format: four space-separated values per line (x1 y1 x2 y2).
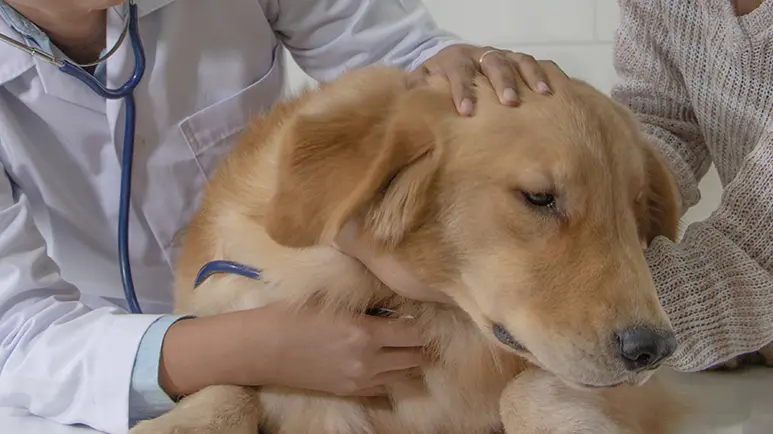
0 18 35 87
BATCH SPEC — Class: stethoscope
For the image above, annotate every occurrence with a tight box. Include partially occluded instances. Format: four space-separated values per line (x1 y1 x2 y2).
0 0 147 313
1 0 269 315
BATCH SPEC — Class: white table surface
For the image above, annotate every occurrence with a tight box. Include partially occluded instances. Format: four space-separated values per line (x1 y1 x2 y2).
3 368 772 433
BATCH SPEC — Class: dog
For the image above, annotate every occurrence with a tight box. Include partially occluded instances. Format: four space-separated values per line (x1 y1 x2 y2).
130 61 688 434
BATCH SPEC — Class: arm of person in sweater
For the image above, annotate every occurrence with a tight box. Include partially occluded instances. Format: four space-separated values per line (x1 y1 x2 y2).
611 0 712 213
611 0 773 372
645 137 773 372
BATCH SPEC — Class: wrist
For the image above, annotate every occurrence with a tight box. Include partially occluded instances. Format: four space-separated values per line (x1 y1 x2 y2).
158 308 280 397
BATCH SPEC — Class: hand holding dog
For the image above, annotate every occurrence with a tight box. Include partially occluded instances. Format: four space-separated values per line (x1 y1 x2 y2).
260 303 426 396
157 301 426 399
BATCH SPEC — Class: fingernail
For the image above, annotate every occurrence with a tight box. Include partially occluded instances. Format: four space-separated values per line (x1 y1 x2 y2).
537 81 551 94
502 88 519 104
460 98 474 116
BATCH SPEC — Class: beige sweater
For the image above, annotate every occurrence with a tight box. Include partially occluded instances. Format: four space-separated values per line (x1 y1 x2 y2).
611 0 773 372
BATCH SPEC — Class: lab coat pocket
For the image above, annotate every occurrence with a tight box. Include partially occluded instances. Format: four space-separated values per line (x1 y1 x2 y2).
161 46 284 265
178 46 284 180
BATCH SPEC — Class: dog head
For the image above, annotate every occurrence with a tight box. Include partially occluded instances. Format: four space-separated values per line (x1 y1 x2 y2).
264 63 680 389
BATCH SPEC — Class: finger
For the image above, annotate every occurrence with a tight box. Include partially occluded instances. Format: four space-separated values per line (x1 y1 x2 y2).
507 52 551 95
406 66 430 90
479 51 520 106
373 348 424 374
366 317 424 348
369 367 423 388
446 61 477 117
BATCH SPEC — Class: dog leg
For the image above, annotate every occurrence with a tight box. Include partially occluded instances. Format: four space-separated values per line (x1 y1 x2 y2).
129 385 260 434
499 369 686 434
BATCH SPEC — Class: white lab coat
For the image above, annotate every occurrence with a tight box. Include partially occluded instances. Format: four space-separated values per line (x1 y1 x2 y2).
0 0 460 432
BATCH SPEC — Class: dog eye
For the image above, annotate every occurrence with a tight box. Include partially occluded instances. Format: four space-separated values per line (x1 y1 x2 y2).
522 192 555 208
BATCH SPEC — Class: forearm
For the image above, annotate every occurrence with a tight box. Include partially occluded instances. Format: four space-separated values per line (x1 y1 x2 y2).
0 298 165 433
158 307 279 397
0 164 167 433
648 227 773 371
648 138 773 371
263 0 462 81
611 0 711 211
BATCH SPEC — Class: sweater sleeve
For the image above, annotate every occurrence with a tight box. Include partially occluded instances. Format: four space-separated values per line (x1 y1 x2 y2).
611 0 712 212
611 0 773 372
645 136 773 372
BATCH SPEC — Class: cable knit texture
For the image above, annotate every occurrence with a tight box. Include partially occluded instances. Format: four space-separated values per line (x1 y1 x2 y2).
611 0 773 372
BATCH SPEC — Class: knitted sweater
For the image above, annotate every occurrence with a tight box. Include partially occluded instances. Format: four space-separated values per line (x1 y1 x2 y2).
611 0 773 372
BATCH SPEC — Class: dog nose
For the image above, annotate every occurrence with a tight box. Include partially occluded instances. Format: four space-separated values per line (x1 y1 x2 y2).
616 327 677 371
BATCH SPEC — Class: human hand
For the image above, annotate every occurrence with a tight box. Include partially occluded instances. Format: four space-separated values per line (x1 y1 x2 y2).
158 302 426 398
261 302 426 396
408 44 554 116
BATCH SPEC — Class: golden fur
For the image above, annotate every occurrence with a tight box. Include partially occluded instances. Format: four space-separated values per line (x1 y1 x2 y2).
130 62 689 434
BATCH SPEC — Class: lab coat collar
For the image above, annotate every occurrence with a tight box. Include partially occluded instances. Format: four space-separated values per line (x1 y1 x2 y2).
0 0 175 87
24 5 133 115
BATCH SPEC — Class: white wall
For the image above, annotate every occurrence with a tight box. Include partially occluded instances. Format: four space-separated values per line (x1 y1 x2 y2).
282 0 721 225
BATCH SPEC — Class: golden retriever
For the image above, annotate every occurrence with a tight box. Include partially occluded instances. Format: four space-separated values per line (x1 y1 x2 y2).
130 61 687 434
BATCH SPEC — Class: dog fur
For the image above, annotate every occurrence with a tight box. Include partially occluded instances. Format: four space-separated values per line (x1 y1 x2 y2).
130 61 689 434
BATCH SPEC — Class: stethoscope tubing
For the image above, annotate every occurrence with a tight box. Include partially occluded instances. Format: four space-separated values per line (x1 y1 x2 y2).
0 1 146 313
61 2 147 314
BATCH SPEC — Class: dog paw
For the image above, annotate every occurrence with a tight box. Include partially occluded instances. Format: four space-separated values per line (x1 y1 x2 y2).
128 411 256 434
129 418 200 434
500 370 631 434
517 424 628 434
505 424 626 434
129 416 218 434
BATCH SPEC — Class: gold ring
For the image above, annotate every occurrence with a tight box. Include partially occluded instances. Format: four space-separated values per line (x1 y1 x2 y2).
478 49 500 65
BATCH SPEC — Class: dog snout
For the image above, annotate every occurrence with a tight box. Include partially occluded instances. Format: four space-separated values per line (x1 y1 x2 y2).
615 327 677 371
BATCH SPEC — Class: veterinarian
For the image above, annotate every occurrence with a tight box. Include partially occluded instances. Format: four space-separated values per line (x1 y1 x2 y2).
0 0 556 433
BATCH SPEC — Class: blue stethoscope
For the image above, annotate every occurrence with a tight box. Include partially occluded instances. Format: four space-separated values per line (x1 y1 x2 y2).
0 0 265 314
0 0 146 313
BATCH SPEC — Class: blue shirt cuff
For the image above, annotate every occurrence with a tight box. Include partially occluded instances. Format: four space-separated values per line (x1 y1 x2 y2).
128 314 194 425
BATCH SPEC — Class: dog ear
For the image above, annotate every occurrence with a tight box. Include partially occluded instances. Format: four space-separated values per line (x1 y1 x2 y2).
637 145 681 245
264 88 448 249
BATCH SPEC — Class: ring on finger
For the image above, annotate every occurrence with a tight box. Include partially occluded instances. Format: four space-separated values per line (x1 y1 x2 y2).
478 49 501 65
